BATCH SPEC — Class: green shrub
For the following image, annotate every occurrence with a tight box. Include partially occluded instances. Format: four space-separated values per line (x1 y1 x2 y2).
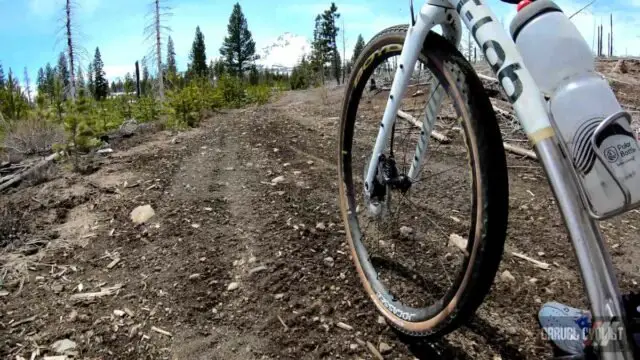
133 96 160 123
166 84 201 128
246 84 271 105
216 74 246 107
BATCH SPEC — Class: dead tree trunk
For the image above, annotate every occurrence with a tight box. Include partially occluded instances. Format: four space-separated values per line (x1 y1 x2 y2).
155 0 165 101
66 0 76 101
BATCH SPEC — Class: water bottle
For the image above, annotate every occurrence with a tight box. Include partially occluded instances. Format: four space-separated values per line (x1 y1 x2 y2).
511 0 640 217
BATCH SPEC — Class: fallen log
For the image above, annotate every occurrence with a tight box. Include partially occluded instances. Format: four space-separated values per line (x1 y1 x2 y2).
503 143 538 160
511 251 550 270
0 152 61 192
490 100 513 117
396 110 451 143
70 283 123 301
477 73 498 83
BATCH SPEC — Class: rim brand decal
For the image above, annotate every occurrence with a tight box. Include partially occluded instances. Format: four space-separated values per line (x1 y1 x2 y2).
355 44 403 86
377 291 417 321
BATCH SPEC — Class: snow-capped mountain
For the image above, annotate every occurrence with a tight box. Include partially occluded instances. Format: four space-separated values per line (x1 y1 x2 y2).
257 33 311 72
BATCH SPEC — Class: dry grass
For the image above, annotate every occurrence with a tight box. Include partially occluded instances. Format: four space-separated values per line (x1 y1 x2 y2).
0 117 65 157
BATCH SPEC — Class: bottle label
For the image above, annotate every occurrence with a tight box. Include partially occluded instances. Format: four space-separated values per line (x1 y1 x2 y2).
568 117 640 215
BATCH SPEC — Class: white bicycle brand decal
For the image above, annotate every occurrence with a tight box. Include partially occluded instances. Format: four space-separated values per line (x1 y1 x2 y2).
455 0 523 103
377 291 417 321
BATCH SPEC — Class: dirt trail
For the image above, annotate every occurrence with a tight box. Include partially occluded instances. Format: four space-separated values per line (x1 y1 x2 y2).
2 86 640 360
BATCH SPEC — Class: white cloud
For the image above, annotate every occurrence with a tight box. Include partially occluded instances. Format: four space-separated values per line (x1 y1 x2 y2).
103 64 135 82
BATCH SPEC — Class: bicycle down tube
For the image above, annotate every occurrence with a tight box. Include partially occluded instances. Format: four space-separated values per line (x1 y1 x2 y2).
363 0 635 358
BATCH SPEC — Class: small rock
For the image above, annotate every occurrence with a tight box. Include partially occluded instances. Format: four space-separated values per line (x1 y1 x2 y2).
52 284 64 294
307 160 314 165
0 290 9 297
170 137 181 144
227 282 240 291
377 315 386 325
400 226 413 237
130 205 155 224
248 256 257 263
224 167 234 171
529 277 538 284
273 148 279 152
204 207 213 211
379 342 392 354
324 257 334 266
336 321 353 331
191 223 201 229
500 270 516 282
274 293 285 300
97 148 113 154
36 276 45 282
283 162 291 167
271 176 286 184
538 251 545 256
189 273 201 280
113 309 125 317
349 343 359 350
293 170 302 175
316 222 326 230
68 310 78 322
50 339 77 354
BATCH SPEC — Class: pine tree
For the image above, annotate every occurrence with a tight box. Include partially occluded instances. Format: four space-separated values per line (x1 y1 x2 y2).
110 81 117 93
124 72 135 93
76 65 85 92
87 63 95 98
37 67 46 95
23 67 32 104
248 65 259 85
93 47 108 100
0 63 5 87
166 36 177 77
212 59 226 79
352 34 365 62
142 57 151 95
220 3 258 77
189 26 208 77
45 63 55 101
321 3 341 84
311 15 328 84
57 52 70 96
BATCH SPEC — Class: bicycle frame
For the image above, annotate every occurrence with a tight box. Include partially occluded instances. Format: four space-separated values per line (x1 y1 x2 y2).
363 0 636 358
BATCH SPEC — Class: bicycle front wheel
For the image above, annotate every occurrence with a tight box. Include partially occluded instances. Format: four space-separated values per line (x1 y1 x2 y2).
338 26 509 337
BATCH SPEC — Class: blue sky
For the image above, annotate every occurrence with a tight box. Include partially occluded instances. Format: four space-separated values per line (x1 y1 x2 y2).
1 0 640 88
